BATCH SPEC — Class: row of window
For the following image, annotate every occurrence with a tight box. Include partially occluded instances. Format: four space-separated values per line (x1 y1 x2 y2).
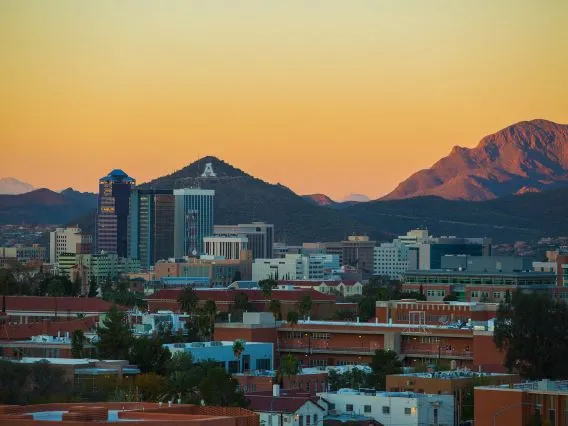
339 404 415 416
427 290 446 297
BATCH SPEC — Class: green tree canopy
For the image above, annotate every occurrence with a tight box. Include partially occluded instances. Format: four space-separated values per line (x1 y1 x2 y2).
96 305 133 360
277 354 301 382
129 336 171 375
494 292 568 379
369 349 402 389
259 278 277 299
178 286 199 313
71 329 85 359
268 299 281 321
298 295 312 318
199 366 248 407
286 310 299 326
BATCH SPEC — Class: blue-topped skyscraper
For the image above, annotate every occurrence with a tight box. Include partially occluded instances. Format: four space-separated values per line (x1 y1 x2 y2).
173 188 215 258
96 169 136 257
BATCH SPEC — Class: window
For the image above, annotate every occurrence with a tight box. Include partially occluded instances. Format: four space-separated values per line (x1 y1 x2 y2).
306 415 310 425
299 415 303 426
328 403 335 410
382 406 390 415
364 405 372 413
404 407 411 415
346 404 353 412
313 414 318 425
256 358 271 370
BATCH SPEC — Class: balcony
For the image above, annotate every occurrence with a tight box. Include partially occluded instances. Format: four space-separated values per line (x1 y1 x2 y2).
278 342 381 355
401 346 473 360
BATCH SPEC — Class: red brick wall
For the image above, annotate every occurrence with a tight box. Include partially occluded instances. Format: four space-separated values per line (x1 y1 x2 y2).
474 388 524 426
473 333 506 373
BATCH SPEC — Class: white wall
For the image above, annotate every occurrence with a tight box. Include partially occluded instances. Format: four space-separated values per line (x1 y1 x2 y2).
258 401 325 426
317 391 454 426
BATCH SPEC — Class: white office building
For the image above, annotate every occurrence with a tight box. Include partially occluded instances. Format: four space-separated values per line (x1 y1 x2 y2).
373 240 410 279
49 226 92 265
318 389 454 426
203 235 248 260
252 254 303 281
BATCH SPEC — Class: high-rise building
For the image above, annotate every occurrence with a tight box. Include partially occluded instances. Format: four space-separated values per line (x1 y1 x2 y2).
173 188 215 258
373 240 409 279
214 222 274 259
342 235 376 279
49 226 92 264
203 235 248 260
128 189 175 269
96 169 135 257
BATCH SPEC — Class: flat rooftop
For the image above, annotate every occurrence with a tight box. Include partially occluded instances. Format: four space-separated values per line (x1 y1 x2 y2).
163 340 271 349
479 379 568 394
318 389 451 399
286 319 494 332
392 369 515 380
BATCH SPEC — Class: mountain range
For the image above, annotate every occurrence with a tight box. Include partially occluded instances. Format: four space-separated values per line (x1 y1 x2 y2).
1 119 568 243
384 119 568 201
0 177 35 195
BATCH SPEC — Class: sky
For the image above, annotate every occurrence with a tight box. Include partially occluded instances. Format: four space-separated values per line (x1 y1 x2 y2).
1 1 567 200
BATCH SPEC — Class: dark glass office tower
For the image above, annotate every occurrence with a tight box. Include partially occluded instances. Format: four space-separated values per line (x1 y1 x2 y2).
96 169 135 257
128 189 175 269
173 188 215 258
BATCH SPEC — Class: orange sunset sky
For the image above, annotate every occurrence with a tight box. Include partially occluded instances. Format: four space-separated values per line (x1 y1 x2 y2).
1 1 567 200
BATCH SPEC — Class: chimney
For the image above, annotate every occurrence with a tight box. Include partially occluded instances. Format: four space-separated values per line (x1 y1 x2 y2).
273 384 280 397
356 317 360 323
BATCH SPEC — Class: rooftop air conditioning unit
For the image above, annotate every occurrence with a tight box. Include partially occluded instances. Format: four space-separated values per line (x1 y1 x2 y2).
210 341 222 346
191 342 205 348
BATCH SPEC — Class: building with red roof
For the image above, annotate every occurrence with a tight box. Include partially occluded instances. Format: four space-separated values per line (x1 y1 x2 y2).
146 287 343 319
2 296 118 324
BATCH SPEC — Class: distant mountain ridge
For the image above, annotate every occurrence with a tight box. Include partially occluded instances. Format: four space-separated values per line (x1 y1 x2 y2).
384 119 568 201
302 194 337 206
0 188 97 225
0 177 35 195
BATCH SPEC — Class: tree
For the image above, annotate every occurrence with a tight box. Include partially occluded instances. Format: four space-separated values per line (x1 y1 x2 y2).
268 299 281 321
277 354 301 383
233 292 251 312
334 309 356 321
286 310 299 326
178 287 199 313
232 340 245 372
443 293 459 302
129 337 171 375
298 295 312 319
201 299 218 340
134 373 167 402
328 368 372 391
259 279 277 299
88 279 98 297
0 359 31 404
29 360 69 403
199 366 248 407
369 349 402 389
494 292 568 379
71 329 85 358
96 305 133 360
231 270 242 282
358 298 375 322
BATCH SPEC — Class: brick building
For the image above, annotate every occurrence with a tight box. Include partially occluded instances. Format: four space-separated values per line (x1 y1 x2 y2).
475 380 568 426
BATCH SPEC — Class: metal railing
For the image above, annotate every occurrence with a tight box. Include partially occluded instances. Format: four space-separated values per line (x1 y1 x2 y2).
401 347 473 360
279 343 381 354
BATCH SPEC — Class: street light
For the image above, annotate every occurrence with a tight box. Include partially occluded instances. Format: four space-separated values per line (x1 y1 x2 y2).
492 402 542 426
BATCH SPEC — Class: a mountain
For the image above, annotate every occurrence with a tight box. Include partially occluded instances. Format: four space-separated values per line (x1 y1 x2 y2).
384 119 568 201
139 156 375 243
344 186 568 243
0 188 97 225
302 194 337 207
0 177 35 195
340 194 370 203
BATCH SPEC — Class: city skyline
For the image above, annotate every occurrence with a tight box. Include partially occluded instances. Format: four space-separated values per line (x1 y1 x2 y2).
2 1 568 199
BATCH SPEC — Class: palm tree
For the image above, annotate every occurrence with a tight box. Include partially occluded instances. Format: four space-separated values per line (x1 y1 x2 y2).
178 287 199 313
277 354 301 385
259 278 277 299
298 295 312 319
286 310 299 326
203 299 217 340
232 340 245 373
268 299 281 322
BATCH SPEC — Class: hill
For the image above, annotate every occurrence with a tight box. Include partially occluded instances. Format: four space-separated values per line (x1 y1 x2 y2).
384 119 568 201
0 177 35 195
302 193 337 207
0 188 97 225
138 156 375 243
344 186 568 243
